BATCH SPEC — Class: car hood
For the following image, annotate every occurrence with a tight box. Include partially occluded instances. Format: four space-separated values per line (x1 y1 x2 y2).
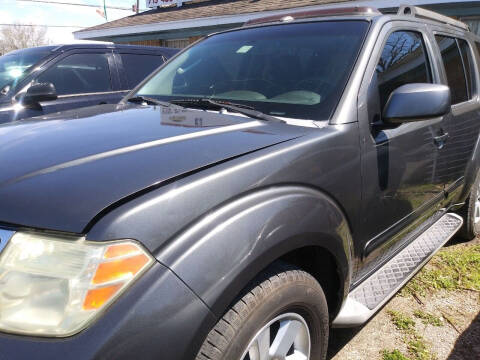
0 104 306 233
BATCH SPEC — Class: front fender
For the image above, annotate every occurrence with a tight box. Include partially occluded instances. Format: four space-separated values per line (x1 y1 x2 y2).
158 185 353 317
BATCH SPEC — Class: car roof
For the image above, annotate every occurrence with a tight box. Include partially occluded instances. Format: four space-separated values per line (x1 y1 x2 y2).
241 5 476 39
4 45 58 55
54 43 177 53
5 43 177 56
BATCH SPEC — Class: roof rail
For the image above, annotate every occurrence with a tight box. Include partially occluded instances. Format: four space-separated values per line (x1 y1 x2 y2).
398 5 469 31
245 6 380 26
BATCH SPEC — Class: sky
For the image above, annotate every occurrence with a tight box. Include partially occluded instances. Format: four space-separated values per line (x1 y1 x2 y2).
0 0 146 43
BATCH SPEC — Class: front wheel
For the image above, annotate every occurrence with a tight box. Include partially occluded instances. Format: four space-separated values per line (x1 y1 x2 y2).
195 263 329 360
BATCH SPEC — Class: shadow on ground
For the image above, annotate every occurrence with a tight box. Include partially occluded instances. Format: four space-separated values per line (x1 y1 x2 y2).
445 234 471 247
327 326 362 359
447 312 480 360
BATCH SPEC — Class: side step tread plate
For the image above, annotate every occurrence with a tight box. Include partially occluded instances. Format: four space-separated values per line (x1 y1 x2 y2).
333 212 463 327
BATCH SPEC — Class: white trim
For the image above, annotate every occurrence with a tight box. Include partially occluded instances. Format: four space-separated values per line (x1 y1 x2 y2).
75 0 471 40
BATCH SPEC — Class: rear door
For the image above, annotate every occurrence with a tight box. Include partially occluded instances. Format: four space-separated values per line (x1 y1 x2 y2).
431 32 480 198
115 50 167 91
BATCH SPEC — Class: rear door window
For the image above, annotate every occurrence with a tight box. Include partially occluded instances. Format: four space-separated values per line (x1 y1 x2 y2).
458 39 475 98
376 31 432 111
120 53 164 89
435 35 469 104
36 53 112 96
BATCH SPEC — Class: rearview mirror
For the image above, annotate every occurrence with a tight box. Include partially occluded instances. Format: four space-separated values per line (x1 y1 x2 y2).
20 82 58 107
383 83 451 123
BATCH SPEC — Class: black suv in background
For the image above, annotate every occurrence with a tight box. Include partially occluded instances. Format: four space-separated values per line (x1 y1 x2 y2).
0 5 478 360
0 43 177 123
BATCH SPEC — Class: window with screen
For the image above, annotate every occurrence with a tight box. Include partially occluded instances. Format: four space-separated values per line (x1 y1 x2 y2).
376 31 432 111
120 53 163 89
36 53 112 95
435 36 469 104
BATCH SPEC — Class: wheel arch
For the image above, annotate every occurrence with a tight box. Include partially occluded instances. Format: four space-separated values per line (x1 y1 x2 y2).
156 185 353 319
279 245 343 318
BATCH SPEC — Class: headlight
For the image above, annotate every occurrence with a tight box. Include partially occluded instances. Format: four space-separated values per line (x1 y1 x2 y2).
0 232 154 337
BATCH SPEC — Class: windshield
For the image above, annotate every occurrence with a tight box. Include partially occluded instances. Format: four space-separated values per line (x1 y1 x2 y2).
135 21 369 120
0 47 52 94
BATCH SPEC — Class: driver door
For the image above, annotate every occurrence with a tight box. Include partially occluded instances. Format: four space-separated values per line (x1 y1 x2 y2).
10 50 120 121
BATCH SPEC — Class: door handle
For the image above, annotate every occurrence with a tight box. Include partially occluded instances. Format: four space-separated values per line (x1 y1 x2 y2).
434 132 449 149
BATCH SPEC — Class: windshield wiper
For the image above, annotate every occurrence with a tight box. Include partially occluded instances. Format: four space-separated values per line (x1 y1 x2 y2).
170 98 285 123
127 96 175 108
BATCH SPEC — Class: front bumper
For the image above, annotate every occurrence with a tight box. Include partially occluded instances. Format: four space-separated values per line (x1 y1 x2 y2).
0 262 216 360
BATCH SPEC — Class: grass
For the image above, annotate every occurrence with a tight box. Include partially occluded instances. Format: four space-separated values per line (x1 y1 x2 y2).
388 310 416 331
403 243 480 296
382 349 411 360
386 309 438 359
408 337 433 360
387 241 480 360
413 310 443 327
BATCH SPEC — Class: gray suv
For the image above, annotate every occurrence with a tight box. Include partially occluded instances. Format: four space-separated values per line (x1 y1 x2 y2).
0 5 477 360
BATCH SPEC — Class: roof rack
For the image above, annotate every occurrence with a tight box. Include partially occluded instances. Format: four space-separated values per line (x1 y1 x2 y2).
398 5 469 31
244 6 380 26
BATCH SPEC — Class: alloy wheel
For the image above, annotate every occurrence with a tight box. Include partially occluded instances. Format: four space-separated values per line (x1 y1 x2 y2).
240 312 311 360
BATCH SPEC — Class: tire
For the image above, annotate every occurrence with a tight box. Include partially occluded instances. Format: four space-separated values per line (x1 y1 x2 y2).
458 170 480 240
195 262 329 360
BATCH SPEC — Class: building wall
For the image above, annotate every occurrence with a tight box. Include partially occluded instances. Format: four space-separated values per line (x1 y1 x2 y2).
126 39 163 46
463 17 480 35
124 36 205 48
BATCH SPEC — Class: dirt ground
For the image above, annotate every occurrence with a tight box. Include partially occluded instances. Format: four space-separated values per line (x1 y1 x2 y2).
328 238 480 360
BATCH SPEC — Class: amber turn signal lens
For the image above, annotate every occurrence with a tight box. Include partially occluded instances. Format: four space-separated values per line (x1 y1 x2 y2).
82 242 153 312
83 284 122 310
103 243 140 259
92 254 150 284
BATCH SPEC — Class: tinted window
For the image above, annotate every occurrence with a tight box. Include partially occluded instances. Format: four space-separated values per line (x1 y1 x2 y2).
435 36 468 104
36 53 112 95
0 47 52 92
376 31 431 110
458 39 475 98
136 21 369 121
120 53 163 89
